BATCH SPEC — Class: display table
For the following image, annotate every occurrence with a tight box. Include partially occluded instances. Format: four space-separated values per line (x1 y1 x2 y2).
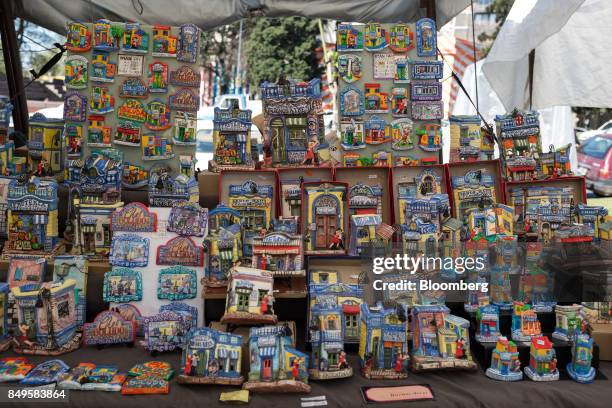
0 347 609 408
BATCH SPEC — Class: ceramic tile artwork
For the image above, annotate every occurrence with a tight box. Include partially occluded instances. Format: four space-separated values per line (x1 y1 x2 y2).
52 255 88 327
103 267 143 303
143 311 190 352
7 257 46 289
336 20 442 166
112 304 144 337
109 234 149 267
166 201 208 236
83 310 136 346
121 361 173 394
21 360 70 386
0 357 34 382
157 266 197 300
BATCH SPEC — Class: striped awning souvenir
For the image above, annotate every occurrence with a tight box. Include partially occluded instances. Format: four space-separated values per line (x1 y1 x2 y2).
259 347 276 357
376 223 395 240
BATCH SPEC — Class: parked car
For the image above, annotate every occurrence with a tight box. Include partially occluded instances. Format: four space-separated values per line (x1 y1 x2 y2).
576 119 612 145
577 134 612 196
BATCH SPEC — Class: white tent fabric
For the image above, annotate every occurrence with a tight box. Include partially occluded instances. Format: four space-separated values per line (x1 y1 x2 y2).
15 0 469 35
482 0 612 110
452 59 577 170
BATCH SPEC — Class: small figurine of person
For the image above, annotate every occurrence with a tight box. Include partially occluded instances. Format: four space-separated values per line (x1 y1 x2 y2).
338 351 347 369
329 229 344 250
394 353 405 373
190 352 200 375
302 139 319 165
184 353 193 375
292 358 300 380
455 338 464 359
513 358 521 372
13 323 34 348
549 357 557 373
260 294 269 315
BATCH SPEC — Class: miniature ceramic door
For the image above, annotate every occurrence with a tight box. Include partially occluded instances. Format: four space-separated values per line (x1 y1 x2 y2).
345 314 358 338
262 358 272 380
270 118 286 163
315 215 336 249
383 347 392 369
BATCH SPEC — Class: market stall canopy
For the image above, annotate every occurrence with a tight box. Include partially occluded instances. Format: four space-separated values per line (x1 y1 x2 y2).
482 0 612 110
14 0 469 35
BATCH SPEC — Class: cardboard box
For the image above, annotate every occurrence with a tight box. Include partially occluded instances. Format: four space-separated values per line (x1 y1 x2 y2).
591 323 612 361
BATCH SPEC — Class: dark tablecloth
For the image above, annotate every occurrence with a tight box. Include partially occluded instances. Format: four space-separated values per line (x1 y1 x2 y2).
0 346 610 408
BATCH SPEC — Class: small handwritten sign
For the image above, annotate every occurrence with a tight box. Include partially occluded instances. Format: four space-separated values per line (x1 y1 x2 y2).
373 53 404 79
118 54 144 76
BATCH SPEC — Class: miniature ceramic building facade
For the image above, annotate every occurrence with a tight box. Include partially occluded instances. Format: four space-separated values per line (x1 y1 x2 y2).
552 304 583 341
486 336 522 381
211 106 253 171
11 279 80 355
244 325 310 393
511 302 542 343
451 169 497 220
28 113 64 175
540 143 573 178
302 183 348 255
524 336 559 381
148 171 198 207
178 327 243 385
221 267 277 325
358 302 408 379
204 204 242 284
5 177 59 254
475 304 500 343
348 214 393 256
495 110 542 181
449 115 494 162
410 304 476 370
261 78 326 166
251 217 304 277
567 333 596 383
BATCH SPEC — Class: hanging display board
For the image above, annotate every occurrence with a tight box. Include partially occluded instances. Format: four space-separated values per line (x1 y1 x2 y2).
335 20 443 167
63 20 201 187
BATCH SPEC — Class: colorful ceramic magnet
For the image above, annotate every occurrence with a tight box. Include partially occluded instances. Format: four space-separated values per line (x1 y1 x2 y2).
122 163 149 189
177 24 199 63
337 23 363 52
170 65 199 87
172 111 197 145
410 80 442 101
157 266 197 300
143 311 190 353
103 267 143 303
339 86 364 116
93 19 121 51
7 257 46 289
119 78 148 98
156 236 204 267
90 51 116 83
416 18 437 57
82 373 127 391
21 360 70 386
152 25 177 57
128 361 173 379
148 62 168 93
111 202 157 232
394 59 410 83
416 123 442 151
88 366 119 383
145 99 171 130
391 118 414 150
340 118 365 150
391 87 409 116
169 88 199 111
89 85 114 114
65 123 83 157
66 21 91 52
115 120 142 146
167 201 208 236
364 22 388 51
389 23 414 52
109 234 149 267
83 310 136 346
117 99 146 123
122 22 149 53
141 135 174 160
159 302 198 329
411 101 443 120
64 91 87 122
57 363 95 390
0 357 34 382
364 83 389 113
87 115 112 146
410 60 443 80
365 116 389 144
65 55 88 89
373 53 403 79
338 54 363 83
112 304 144 337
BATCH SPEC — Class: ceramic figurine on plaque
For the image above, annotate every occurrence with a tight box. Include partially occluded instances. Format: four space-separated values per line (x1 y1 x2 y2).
57 363 96 390
495 109 542 181
53 255 88 327
65 55 88 89
220 266 277 325
211 106 254 171
416 18 436 57
172 111 196 145
5 177 60 255
410 304 477 371
475 304 501 343
391 87 409 117
308 299 354 380
388 23 413 52
145 99 172 130
339 85 365 117
112 304 144 337
540 143 573 178
0 357 34 382
121 361 172 395
524 336 559 381
177 24 199 63
448 115 490 162
337 23 363 52
103 268 143 303
251 217 305 278
157 266 197 300
89 84 114 114
142 311 190 353
364 116 389 145
152 25 177 57
91 51 116 83
511 302 542 344
141 134 174 160
340 118 365 150
364 22 388 51
302 182 348 255
122 162 148 188
364 83 389 113
349 214 393 257
28 113 64 175
122 22 149 53
359 302 407 379
64 91 87 122
93 19 121 51
390 118 414 150
552 304 584 342
451 169 498 220
485 336 522 381
83 310 136 347
0 284 10 351
416 123 442 151
148 62 168 93
65 123 83 158
21 360 70 386
148 166 198 207
66 21 91 52
178 327 244 385
12 279 81 355
338 54 363 83
203 204 243 285
261 78 327 166
243 325 310 393
567 333 596 383
86 115 111 146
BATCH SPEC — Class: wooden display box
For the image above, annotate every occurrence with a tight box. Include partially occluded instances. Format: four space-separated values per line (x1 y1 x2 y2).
504 176 587 206
218 169 279 218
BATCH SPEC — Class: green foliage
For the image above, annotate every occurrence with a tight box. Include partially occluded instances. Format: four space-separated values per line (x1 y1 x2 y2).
200 21 243 94
245 17 322 90
478 0 515 57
